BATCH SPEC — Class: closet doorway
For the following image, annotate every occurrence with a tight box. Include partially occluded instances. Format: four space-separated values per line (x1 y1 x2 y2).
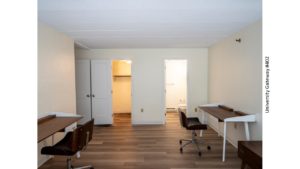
165 60 187 120
112 60 132 126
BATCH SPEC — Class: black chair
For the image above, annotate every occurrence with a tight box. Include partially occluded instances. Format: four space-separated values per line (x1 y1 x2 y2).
178 109 211 156
41 119 94 169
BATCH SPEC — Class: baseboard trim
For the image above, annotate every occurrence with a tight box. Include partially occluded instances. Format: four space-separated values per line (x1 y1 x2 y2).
166 108 176 112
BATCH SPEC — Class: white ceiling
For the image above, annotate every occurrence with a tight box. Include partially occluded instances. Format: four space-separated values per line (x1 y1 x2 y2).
38 0 262 49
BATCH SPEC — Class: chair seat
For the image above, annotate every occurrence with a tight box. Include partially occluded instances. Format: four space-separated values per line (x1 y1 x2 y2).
41 133 77 156
186 117 207 130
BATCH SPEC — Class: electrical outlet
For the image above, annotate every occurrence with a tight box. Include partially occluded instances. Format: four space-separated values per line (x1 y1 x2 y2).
141 108 144 112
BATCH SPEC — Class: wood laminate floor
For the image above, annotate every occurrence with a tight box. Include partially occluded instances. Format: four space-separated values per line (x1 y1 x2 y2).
39 112 241 169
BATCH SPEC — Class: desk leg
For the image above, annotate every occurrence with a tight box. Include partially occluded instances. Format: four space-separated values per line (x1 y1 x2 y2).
244 122 250 140
200 111 206 137
76 151 81 158
241 160 246 169
218 122 221 136
222 122 227 162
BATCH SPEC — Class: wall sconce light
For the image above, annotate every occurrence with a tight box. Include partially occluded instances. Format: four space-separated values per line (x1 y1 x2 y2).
236 38 241 43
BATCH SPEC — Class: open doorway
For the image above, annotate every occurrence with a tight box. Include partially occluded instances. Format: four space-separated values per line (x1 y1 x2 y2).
112 60 132 126
165 60 187 122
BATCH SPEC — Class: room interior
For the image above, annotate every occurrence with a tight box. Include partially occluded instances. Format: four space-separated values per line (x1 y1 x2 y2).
165 60 187 113
38 0 262 169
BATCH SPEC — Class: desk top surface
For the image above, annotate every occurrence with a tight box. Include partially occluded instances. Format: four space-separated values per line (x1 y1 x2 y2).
199 106 244 122
38 115 81 142
239 141 262 158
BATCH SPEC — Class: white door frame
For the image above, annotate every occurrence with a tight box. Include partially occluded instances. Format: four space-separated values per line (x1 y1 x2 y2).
164 59 188 123
111 59 133 125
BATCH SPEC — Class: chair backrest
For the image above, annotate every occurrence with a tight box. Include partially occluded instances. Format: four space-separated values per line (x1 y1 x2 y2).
71 119 94 152
178 110 188 128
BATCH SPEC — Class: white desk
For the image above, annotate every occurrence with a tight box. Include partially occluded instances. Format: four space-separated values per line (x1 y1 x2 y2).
198 104 256 162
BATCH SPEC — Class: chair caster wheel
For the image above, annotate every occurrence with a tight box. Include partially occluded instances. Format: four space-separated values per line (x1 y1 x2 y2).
207 146 211 150
179 140 182 144
180 148 183 153
198 152 202 156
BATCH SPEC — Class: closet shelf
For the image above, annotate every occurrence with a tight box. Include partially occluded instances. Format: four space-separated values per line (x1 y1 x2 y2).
113 75 131 77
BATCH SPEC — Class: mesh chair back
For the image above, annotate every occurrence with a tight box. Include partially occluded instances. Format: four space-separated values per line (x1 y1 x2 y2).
76 119 94 151
84 119 94 142
178 110 188 128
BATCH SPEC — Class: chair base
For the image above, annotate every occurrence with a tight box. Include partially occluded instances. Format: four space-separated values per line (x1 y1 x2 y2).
179 130 211 156
67 157 93 169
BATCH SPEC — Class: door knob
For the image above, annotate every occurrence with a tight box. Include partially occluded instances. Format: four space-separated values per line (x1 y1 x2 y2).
92 94 95 97
86 94 90 97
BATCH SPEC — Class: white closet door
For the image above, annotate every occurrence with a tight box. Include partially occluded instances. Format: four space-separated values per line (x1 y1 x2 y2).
75 60 92 124
91 60 113 125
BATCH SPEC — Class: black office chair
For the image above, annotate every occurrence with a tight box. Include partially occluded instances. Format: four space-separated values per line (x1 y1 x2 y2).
41 119 94 169
178 109 211 156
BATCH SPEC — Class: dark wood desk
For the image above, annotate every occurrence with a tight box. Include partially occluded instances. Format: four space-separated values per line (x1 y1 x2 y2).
238 141 262 169
200 105 245 122
38 115 82 142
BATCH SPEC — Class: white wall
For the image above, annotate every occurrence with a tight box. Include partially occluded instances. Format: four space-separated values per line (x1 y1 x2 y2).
38 22 76 166
75 48 208 124
208 21 262 146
